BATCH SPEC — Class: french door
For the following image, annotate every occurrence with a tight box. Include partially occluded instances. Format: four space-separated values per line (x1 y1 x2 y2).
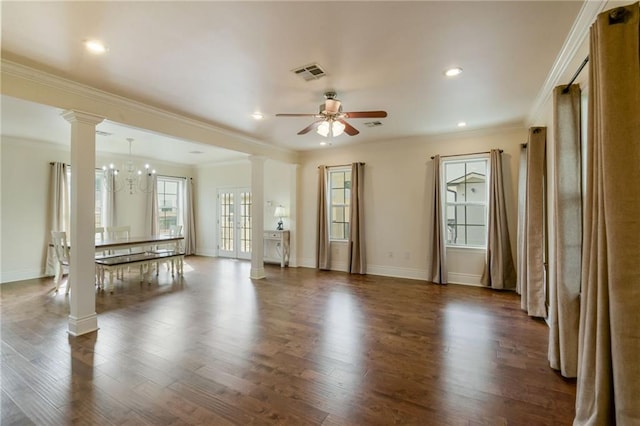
218 188 252 260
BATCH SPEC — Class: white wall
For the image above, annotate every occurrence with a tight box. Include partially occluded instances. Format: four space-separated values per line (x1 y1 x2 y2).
0 136 194 283
297 127 526 284
195 161 251 257
194 159 296 262
2 127 524 285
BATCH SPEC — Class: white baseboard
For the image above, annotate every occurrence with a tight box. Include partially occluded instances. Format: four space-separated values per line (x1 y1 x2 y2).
297 257 316 268
166 253 483 287
366 265 428 281
448 272 483 286
195 249 217 257
1 268 48 284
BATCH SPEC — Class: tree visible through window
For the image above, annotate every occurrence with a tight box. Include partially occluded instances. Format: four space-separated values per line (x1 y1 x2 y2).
329 168 351 240
443 158 489 247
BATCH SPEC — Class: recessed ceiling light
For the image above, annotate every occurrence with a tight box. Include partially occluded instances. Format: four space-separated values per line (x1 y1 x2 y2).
445 67 463 77
189 150 204 154
251 112 264 120
457 121 467 127
84 40 108 54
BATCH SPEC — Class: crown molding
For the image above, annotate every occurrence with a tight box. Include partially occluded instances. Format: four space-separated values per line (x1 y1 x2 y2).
1 59 297 162
526 0 607 125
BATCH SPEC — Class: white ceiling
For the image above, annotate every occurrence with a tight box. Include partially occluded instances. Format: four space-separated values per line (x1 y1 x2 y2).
1 1 584 164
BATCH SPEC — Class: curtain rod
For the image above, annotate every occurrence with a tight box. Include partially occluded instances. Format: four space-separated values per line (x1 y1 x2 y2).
157 174 189 180
430 150 502 160
562 56 589 94
318 162 365 168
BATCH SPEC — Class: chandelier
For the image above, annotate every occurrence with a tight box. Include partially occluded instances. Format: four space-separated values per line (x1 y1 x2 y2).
102 138 156 194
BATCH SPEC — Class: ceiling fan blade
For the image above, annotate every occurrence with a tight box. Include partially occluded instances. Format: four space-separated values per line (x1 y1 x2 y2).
338 119 360 136
276 113 322 117
298 120 323 135
343 111 388 119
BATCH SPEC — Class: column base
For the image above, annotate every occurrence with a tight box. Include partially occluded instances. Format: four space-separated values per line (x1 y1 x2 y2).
250 266 266 280
67 313 99 336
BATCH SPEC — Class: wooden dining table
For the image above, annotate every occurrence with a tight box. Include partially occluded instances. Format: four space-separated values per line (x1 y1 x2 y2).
47 235 185 276
94 234 184 252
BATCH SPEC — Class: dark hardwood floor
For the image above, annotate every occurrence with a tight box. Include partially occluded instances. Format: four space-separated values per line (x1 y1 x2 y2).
1 256 576 425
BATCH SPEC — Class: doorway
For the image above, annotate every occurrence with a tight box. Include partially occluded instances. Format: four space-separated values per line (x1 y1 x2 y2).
218 188 252 260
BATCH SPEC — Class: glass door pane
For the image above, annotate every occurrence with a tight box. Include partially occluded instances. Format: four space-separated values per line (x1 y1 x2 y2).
218 188 251 259
239 191 252 258
219 191 234 256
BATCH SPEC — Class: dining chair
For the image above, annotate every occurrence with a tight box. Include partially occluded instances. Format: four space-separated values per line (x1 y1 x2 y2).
51 231 71 294
106 225 130 241
106 225 132 279
95 227 105 240
152 224 184 276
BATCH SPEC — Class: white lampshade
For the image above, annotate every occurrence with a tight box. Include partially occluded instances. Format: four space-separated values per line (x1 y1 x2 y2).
316 120 345 137
274 206 286 218
317 121 330 137
332 120 345 137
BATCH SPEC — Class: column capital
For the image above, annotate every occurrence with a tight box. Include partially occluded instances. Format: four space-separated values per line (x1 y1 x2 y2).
61 110 105 126
248 155 267 164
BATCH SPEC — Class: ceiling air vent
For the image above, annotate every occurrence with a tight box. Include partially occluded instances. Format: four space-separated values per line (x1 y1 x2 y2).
95 130 113 137
291 63 327 81
364 121 383 128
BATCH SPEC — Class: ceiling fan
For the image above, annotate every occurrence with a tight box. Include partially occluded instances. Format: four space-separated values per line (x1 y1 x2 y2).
276 91 387 137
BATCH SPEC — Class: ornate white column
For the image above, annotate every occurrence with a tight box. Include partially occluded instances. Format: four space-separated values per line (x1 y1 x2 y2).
249 155 266 279
62 110 104 336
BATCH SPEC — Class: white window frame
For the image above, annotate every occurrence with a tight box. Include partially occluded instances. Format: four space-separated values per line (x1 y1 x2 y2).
65 167 105 228
442 155 490 249
328 166 351 242
94 169 104 228
157 176 184 235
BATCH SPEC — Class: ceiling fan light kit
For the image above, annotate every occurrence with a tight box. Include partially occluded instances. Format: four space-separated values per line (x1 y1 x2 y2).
276 91 387 138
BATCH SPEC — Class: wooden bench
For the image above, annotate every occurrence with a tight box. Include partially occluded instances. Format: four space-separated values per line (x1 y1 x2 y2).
95 251 184 292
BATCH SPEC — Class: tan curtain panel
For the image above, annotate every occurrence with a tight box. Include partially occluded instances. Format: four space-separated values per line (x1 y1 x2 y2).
103 172 116 228
481 149 516 289
575 4 640 424
145 174 158 236
46 162 70 275
521 127 547 317
548 85 582 378
183 178 196 255
427 155 447 284
516 145 527 296
348 163 366 274
316 165 330 270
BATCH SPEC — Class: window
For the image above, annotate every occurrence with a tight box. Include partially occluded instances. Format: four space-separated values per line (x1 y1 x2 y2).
157 177 183 234
65 168 104 228
328 168 351 240
443 157 489 247
94 170 104 228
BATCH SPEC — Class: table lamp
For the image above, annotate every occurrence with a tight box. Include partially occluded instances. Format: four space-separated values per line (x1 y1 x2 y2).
274 205 286 230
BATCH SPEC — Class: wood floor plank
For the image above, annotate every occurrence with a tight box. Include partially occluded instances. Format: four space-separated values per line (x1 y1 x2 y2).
1 256 577 425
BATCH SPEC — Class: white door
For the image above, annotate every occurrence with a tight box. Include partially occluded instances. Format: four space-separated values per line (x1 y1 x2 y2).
218 188 252 260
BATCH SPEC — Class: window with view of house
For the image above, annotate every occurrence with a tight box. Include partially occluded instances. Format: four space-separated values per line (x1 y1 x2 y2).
328 168 351 241
157 177 183 234
443 157 489 247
